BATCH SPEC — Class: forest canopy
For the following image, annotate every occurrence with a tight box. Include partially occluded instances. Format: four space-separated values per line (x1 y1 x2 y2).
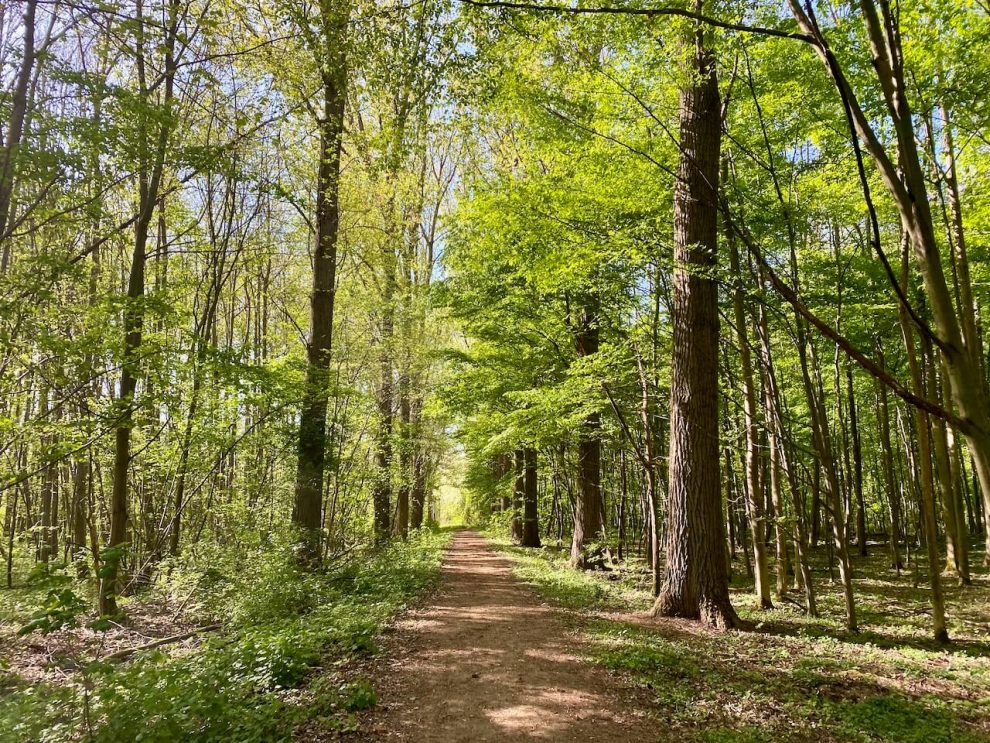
2 0 990 739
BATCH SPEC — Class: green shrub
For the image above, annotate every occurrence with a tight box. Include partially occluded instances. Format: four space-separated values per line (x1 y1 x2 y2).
0 529 449 743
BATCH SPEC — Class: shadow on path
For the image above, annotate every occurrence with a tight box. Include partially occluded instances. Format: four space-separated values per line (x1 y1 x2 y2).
356 530 660 742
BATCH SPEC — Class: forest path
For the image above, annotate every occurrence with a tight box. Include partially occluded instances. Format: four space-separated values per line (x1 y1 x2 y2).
355 529 660 742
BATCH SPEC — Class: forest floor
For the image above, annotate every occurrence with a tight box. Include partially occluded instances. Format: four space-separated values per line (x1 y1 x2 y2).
0 530 453 742
462 533 990 743
353 529 660 741
3 529 990 742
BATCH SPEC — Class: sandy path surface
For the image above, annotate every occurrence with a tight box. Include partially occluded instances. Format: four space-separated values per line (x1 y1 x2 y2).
357 530 660 742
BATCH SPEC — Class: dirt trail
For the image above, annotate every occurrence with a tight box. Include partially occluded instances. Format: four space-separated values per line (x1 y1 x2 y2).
357 530 660 742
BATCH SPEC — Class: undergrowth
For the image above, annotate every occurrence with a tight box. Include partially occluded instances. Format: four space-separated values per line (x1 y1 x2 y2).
0 528 450 743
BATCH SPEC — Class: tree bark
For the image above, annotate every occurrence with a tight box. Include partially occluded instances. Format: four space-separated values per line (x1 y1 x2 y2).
0 0 37 267
522 447 541 547
897 235 949 643
727 211 772 608
847 366 867 557
100 0 178 614
292 13 348 561
570 297 603 567
512 449 524 542
652 12 738 629
875 343 903 571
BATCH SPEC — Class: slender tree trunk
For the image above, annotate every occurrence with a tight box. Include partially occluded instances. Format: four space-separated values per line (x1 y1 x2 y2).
897 235 949 643
410 426 427 530
396 373 411 539
570 297 603 567
789 0 990 588
0 0 37 267
727 210 772 608
876 344 903 571
292 19 348 561
847 366 867 556
522 447 541 547
100 0 177 611
512 449 524 542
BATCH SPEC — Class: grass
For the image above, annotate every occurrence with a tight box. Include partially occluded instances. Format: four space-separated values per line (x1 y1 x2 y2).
489 534 990 742
0 528 451 743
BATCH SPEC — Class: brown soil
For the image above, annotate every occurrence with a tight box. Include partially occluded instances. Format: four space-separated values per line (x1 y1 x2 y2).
356 530 661 742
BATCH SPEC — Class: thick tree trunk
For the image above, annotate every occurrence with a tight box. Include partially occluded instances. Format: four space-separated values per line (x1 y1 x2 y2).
652 16 737 629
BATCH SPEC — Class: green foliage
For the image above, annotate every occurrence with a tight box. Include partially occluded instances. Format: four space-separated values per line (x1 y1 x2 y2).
489 538 633 611
698 727 773 743
341 678 378 711
16 587 88 636
0 530 449 743
828 696 984 743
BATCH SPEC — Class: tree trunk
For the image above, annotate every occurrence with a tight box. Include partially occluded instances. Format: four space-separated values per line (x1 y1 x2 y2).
522 447 541 547
292 26 348 561
727 210 772 609
396 373 411 540
847 366 867 557
875 344 903 571
897 235 949 643
570 297 603 567
512 449 524 542
0 0 37 267
652 14 737 629
790 0 990 590
100 0 177 610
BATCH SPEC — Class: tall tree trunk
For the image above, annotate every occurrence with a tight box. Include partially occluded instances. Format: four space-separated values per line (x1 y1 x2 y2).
652 12 737 629
373 321 394 545
410 450 427 530
570 297 603 567
727 209 772 608
897 235 949 643
875 344 903 571
789 0 990 588
0 0 37 269
396 373 411 539
512 449 524 542
847 366 867 556
292 16 348 561
100 0 178 614
927 344 965 583
522 447 541 547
